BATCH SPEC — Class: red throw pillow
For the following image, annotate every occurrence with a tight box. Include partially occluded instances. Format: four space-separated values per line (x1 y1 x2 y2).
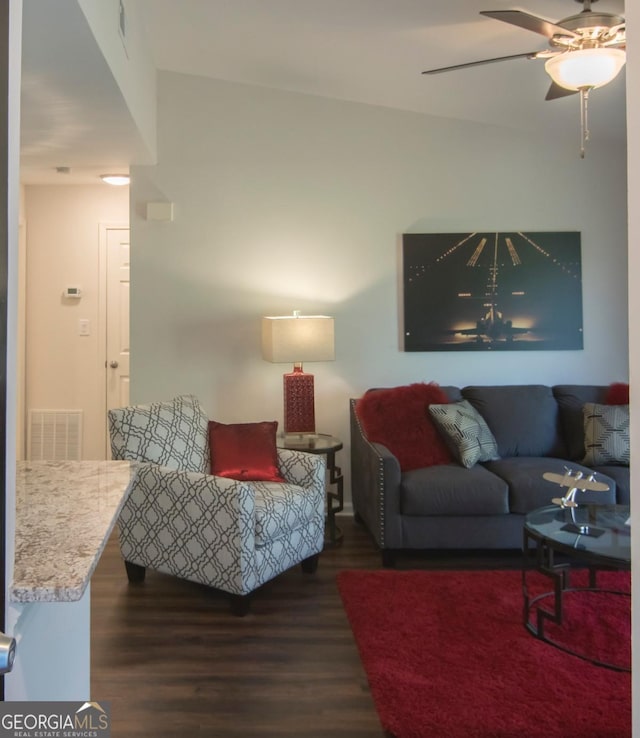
209 420 285 482
356 383 453 471
605 382 629 405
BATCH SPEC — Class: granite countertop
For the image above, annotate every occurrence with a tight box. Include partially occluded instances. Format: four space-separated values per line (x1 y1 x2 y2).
11 460 138 603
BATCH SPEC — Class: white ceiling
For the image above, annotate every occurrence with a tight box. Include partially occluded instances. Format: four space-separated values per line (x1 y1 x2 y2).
20 0 627 184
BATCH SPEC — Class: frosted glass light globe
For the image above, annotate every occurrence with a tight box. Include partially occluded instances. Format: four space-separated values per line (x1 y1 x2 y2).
545 48 626 91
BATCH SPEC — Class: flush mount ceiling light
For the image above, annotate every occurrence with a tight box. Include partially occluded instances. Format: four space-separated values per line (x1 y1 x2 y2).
100 174 130 186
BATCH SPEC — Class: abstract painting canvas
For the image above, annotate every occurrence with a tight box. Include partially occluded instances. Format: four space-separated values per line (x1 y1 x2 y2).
403 232 583 351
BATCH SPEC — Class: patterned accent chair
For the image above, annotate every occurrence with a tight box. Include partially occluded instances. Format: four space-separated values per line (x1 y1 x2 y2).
108 395 326 615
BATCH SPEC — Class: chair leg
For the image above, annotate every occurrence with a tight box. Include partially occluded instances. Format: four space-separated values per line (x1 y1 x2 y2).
301 554 319 574
229 594 252 617
124 560 146 583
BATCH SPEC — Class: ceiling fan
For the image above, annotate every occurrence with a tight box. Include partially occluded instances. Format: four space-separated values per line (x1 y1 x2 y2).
422 0 626 156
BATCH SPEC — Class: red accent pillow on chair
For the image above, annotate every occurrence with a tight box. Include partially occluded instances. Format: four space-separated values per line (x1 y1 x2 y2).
209 421 285 482
355 383 453 471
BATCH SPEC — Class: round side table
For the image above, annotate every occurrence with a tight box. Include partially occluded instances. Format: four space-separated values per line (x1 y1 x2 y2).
276 433 344 546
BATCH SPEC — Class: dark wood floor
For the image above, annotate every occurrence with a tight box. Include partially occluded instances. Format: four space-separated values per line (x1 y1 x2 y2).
91 518 522 737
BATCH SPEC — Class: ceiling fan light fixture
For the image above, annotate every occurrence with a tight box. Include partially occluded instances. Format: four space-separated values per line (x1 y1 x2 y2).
544 47 626 91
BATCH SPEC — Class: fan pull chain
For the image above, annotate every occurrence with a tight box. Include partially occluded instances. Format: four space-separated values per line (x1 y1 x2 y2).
579 87 591 159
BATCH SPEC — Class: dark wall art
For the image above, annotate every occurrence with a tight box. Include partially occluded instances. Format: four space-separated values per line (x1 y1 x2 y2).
403 232 583 352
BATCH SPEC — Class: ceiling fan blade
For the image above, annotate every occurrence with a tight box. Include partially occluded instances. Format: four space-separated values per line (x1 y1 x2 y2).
422 51 539 75
545 82 578 101
480 10 580 39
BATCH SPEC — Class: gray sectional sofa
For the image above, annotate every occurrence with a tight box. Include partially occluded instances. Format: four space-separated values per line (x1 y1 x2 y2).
350 384 630 564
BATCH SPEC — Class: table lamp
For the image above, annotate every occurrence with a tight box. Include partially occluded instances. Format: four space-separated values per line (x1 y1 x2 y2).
261 311 335 435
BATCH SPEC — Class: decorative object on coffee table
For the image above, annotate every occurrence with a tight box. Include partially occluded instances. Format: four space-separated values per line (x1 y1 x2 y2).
261 311 335 434
543 468 609 509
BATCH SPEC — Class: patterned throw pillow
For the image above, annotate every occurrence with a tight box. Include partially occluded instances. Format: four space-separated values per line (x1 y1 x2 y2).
583 402 630 466
209 420 285 482
428 400 500 468
108 394 210 473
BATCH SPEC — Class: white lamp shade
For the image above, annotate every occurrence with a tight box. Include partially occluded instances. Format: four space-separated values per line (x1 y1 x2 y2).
262 315 335 363
545 48 626 91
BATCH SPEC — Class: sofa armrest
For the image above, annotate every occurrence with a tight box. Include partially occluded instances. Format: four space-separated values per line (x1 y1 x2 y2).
350 399 403 548
277 448 327 493
118 463 259 595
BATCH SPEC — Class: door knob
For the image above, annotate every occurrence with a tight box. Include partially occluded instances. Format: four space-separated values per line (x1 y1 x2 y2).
0 633 16 674
109 361 119 369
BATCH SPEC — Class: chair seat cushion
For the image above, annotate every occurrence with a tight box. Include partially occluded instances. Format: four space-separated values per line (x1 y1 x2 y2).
253 482 319 545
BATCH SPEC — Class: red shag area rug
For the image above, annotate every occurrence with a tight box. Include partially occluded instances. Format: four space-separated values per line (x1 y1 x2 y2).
337 569 630 738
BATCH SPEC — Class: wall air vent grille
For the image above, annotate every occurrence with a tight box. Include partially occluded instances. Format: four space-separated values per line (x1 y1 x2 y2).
27 410 83 461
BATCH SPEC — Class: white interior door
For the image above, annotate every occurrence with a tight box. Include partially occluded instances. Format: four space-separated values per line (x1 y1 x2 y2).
105 227 130 453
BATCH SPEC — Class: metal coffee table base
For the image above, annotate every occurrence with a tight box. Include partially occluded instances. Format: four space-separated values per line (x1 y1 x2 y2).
523 527 630 672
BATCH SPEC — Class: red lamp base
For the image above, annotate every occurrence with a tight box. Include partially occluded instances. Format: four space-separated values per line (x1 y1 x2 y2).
283 365 315 434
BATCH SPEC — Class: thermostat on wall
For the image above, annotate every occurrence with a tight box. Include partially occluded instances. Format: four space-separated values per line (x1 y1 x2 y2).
64 286 82 299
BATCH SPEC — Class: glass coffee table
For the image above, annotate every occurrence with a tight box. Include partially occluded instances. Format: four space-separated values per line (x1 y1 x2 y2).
523 504 630 671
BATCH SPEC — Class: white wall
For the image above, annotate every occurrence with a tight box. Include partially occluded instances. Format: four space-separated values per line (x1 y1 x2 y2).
24 185 129 459
626 0 639 730
78 0 156 164
130 71 628 503
16 188 26 460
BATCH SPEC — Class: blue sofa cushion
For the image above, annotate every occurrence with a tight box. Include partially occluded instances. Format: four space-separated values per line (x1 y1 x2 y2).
553 385 609 461
462 385 566 458
401 464 508 516
483 456 617 514
440 385 464 402
591 465 630 505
